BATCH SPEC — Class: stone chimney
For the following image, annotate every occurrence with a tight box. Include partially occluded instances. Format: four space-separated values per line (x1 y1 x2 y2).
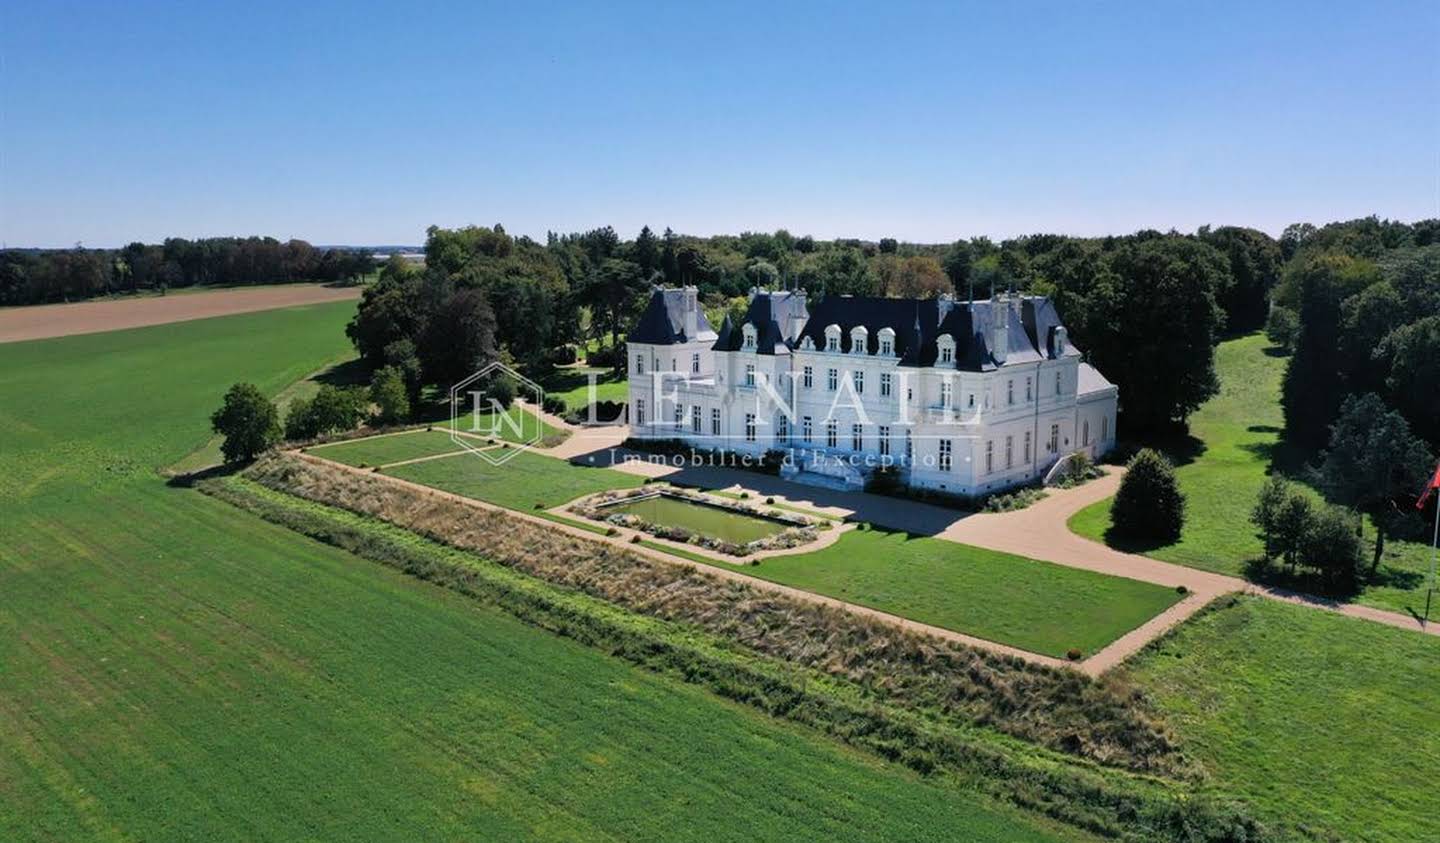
787 291 808 342
682 286 698 340
991 293 1008 365
1052 326 1068 358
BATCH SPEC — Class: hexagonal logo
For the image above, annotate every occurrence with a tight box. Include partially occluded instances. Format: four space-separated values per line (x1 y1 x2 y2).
448 361 546 466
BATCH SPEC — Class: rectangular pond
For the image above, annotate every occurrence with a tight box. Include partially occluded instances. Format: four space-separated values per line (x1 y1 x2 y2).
604 494 789 545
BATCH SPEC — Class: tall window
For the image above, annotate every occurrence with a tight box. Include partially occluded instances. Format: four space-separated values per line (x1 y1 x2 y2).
1005 435 1013 469
745 364 755 387
826 334 839 352
1024 430 1031 463
711 408 721 436
691 352 700 374
636 398 645 426
827 368 838 391
636 355 644 375
826 420 837 448
671 358 676 371
967 392 975 408
802 416 813 443
1007 379 1014 406
851 423 863 451
743 326 757 349
1049 423 1060 453
878 426 890 456
880 372 892 397
777 414 788 441
940 346 953 364
1025 376 1032 402
905 431 913 463
941 439 954 472
691 405 702 433
803 365 813 389
674 404 683 425
744 413 756 442
984 440 992 474
1055 371 1062 395
880 338 893 355
1102 416 1109 442
854 371 864 394
1083 420 1090 446
940 381 952 408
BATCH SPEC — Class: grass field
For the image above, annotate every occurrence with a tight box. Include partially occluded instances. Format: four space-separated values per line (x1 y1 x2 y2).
308 430 475 467
1068 333 1436 616
1126 595 1440 843
0 304 1078 841
437 403 566 443
385 448 646 511
748 528 1183 658
540 365 628 409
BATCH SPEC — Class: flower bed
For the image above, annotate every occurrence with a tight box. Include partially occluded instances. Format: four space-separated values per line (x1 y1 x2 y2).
570 486 820 557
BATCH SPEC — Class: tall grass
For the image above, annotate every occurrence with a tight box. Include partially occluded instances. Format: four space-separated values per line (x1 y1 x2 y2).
204 472 1268 842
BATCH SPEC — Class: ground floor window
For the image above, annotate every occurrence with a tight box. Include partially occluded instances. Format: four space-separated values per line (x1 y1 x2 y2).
905 431 913 463
674 404 684 427
802 416 813 443
1005 435 1013 469
636 399 645 426
940 439 953 472
826 420 837 448
984 440 992 473
776 414 788 441
878 425 890 456
1049 423 1060 454
851 423 863 451
1102 416 1109 441
1083 419 1090 446
711 407 720 435
744 413 756 442
1024 430 1031 463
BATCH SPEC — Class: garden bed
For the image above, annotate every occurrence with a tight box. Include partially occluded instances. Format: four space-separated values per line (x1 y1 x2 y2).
570 486 822 556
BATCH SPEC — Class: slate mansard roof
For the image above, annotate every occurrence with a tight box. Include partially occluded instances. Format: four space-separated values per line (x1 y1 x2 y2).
796 294 1078 371
712 290 808 356
629 287 717 345
631 287 1082 371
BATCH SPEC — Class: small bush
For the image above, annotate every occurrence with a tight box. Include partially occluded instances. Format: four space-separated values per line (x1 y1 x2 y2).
1266 307 1298 349
1066 648 1083 661
629 534 641 544
1111 449 1185 542
739 491 750 499
1175 585 1188 595
533 502 544 510
605 527 618 537
984 487 1048 512
765 496 775 505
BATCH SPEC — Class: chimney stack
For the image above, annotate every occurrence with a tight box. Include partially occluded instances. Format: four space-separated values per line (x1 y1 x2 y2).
991 292 1009 365
682 286 698 340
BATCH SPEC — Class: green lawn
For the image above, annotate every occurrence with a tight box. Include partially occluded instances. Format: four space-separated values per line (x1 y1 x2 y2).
1126 596 1440 843
438 403 566 444
1069 332 1437 617
0 304 1076 842
307 429 473 467
385 449 645 511
540 365 628 410
747 528 1184 658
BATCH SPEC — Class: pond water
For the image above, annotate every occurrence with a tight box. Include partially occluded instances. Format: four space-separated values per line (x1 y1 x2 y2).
606 494 789 545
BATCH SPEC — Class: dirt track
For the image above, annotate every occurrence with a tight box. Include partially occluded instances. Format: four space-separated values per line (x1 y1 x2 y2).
0 284 362 343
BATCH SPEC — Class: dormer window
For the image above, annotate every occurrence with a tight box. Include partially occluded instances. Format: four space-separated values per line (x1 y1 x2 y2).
742 324 757 349
824 324 841 352
936 333 955 365
878 327 895 356
849 325 868 354
800 336 815 351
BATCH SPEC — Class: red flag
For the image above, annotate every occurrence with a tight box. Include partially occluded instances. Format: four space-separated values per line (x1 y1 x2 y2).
1419 461 1440 511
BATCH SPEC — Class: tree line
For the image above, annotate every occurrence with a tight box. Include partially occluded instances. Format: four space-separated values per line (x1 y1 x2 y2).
0 237 374 305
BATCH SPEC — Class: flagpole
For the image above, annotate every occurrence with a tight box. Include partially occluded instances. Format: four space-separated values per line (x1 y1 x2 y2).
1426 499 1439 627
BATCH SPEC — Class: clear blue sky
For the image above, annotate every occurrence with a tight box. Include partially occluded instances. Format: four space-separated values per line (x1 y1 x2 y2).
3 0 1436 247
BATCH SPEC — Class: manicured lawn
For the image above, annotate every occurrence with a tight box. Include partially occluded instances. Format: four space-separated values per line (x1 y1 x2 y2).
307 429 473 467
747 528 1184 658
1069 332 1436 617
540 365 628 410
1126 596 1440 842
438 403 566 444
0 306 1074 842
385 449 645 511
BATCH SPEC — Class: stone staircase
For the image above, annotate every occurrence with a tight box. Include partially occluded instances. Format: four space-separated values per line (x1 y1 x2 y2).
780 448 867 492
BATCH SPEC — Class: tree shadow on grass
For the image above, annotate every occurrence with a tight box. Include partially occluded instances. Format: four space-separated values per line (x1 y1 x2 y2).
1261 344 1292 358
1100 524 1179 555
313 358 371 388
1241 557 1362 601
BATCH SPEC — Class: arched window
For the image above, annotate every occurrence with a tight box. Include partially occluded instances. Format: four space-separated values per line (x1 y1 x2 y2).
935 333 955 365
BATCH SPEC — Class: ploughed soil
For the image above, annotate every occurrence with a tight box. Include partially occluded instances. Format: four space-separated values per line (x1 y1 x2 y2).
0 284 362 343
